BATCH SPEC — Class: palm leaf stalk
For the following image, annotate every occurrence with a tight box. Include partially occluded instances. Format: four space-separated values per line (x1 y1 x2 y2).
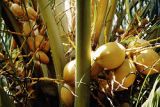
75 0 91 107
38 0 66 80
37 1 66 106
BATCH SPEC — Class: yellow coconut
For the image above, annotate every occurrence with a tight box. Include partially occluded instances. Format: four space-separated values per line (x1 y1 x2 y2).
94 42 126 70
27 36 35 51
35 35 45 49
41 40 50 53
63 60 75 86
91 61 103 78
91 51 103 77
27 6 37 20
135 49 160 75
27 35 46 51
35 51 49 64
10 3 25 17
61 84 74 107
111 59 136 91
23 21 33 35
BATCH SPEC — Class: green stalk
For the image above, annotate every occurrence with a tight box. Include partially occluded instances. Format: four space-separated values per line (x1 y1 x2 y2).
38 0 66 79
75 0 91 107
105 0 117 42
37 2 66 106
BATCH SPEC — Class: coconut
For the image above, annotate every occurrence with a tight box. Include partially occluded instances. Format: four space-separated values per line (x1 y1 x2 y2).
91 61 103 78
23 21 33 35
111 59 136 91
35 51 49 64
27 36 35 51
63 60 75 86
135 49 160 75
35 35 45 49
27 7 37 20
94 42 126 70
10 3 25 17
91 51 103 77
41 40 50 53
61 84 74 107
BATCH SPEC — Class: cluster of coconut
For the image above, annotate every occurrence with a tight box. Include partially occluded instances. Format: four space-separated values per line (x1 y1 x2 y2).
27 35 50 64
61 40 160 106
9 0 37 20
9 0 50 64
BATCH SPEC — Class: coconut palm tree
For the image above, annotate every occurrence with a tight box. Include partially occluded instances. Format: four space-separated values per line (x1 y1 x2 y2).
0 0 160 107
